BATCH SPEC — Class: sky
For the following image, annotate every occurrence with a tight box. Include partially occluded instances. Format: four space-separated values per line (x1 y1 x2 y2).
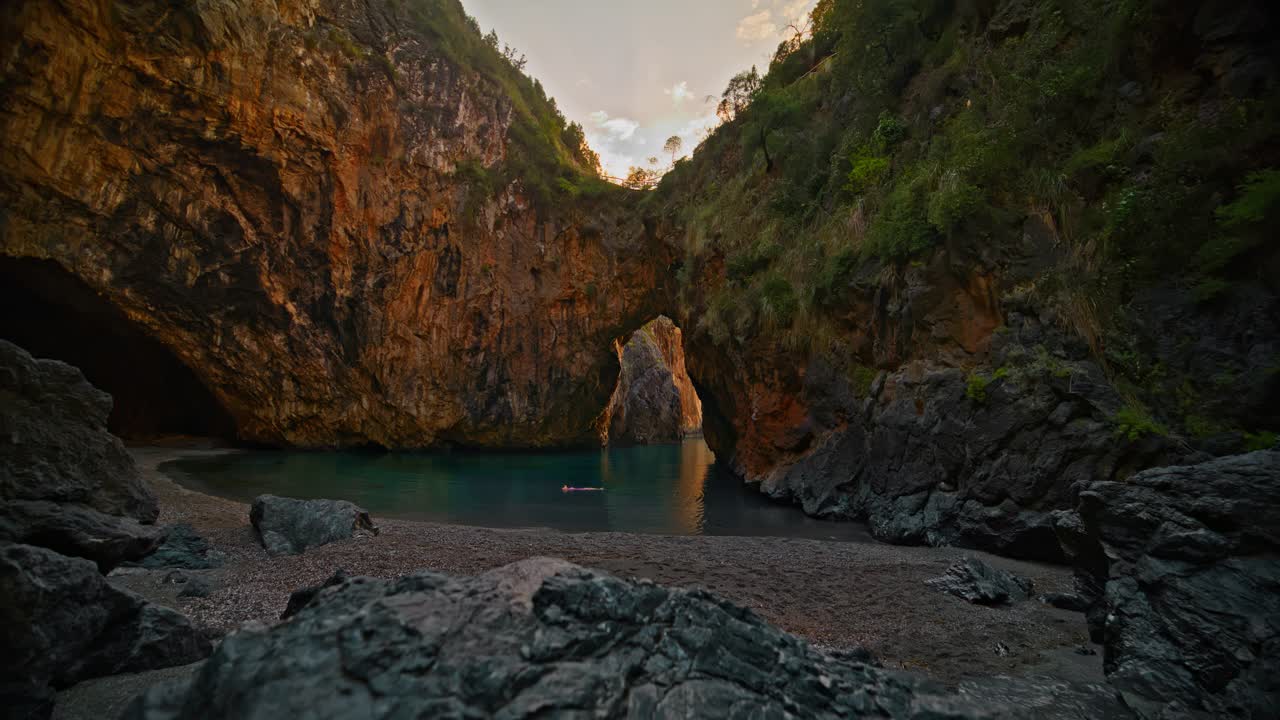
463 0 817 178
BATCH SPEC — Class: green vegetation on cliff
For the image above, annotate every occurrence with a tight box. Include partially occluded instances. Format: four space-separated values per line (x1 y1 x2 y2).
653 0 1278 443
368 0 615 209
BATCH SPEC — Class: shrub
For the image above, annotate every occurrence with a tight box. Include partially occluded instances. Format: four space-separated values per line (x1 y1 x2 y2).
1215 169 1280 228
328 28 365 60
1064 135 1129 178
965 372 991 403
867 174 934 260
1183 414 1221 439
1244 431 1278 452
758 275 799 328
871 112 907 152
814 248 859 307
849 363 878 397
927 174 983 235
1113 404 1168 441
965 367 1008 403
845 154 889 195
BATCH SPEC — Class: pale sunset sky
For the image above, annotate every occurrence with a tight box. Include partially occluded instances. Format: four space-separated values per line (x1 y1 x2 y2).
462 0 817 178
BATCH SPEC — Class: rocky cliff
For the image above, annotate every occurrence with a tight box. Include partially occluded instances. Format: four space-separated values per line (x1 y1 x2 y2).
0 0 671 449
3 0 1277 560
654 0 1280 558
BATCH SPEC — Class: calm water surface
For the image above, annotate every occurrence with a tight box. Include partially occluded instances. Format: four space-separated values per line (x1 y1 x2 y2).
162 438 869 541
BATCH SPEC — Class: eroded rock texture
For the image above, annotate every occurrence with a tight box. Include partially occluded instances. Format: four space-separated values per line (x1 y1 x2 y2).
0 542 211 719
926 557 1034 606
123 524 224 571
0 339 162 570
0 0 670 449
677 257 1188 560
250 494 379 556
124 558 1127 720
605 316 701 445
662 1 1278 556
1056 450 1280 718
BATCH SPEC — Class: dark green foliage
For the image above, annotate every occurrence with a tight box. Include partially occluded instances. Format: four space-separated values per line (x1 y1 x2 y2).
727 239 781 282
1113 404 1168 442
653 0 1280 401
1245 431 1278 452
814 248 859 307
927 175 983 235
871 112 907 151
868 172 935 260
849 363 878 396
966 367 1008 403
845 154 890 195
758 275 799 328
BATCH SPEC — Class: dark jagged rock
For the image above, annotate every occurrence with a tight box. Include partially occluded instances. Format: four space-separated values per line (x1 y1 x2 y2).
125 525 224 570
0 340 162 570
250 495 379 556
280 568 350 620
1055 450 1280 718
753 314 1184 561
177 577 214 599
0 500 163 573
926 557 1034 605
162 570 216 599
124 558 1127 720
1039 592 1090 613
0 542 211 719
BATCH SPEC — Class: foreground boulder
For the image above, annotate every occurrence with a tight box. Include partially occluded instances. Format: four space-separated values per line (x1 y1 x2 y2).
126 558 1126 719
0 542 211 718
0 340 161 569
250 495 379 556
124 524 224 570
926 557 1034 606
1056 449 1280 718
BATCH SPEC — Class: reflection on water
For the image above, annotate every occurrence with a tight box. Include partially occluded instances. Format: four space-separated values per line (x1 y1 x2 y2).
162 438 869 540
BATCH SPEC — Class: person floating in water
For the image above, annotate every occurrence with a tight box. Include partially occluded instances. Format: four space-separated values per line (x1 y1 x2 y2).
561 484 604 492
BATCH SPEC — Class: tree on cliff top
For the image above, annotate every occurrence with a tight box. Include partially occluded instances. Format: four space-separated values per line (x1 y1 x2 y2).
664 136 684 166
716 67 762 123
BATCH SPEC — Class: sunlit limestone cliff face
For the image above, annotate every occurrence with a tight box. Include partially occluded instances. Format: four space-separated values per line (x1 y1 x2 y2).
604 316 702 446
0 0 672 448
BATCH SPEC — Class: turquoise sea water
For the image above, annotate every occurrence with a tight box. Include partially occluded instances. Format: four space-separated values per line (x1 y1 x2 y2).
161 438 868 540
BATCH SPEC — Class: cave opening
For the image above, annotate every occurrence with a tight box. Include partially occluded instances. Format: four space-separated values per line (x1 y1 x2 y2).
602 315 704 446
0 257 237 442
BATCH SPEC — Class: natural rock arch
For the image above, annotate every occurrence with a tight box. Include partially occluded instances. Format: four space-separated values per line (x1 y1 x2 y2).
0 0 675 450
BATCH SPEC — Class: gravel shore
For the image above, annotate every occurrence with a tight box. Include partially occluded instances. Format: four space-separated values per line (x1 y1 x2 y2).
57 446 1103 718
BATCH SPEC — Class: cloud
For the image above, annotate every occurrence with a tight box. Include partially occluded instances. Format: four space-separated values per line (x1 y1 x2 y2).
677 113 720 145
663 80 693 106
589 110 640 141
779 0 813 26
585 134 636 179
735 10 776 43
737 1 816 45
